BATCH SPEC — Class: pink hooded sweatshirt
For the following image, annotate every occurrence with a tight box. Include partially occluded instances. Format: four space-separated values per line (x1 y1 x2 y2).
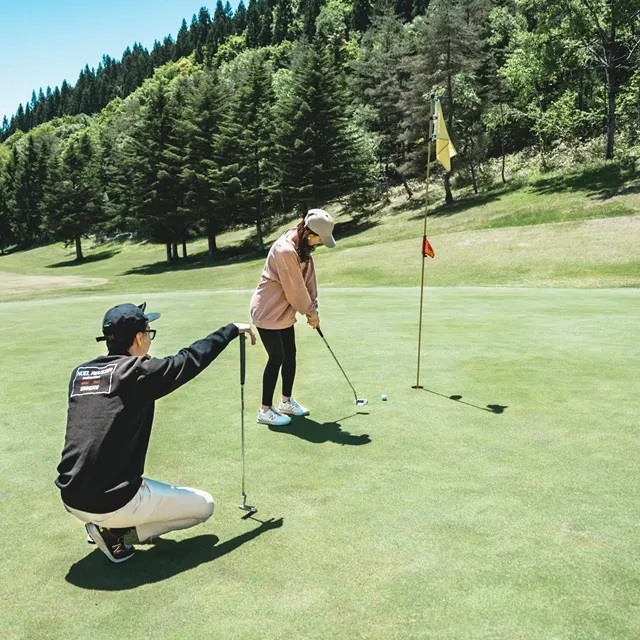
250 229 318 330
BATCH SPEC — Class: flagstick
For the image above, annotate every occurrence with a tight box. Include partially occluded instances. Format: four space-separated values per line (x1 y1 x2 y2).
412 96 436 390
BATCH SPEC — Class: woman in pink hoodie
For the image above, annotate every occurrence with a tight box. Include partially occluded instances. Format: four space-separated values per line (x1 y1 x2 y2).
250 209 336 426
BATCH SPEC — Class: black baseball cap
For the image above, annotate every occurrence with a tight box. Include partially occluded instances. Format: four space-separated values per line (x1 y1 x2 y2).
96 302 160 343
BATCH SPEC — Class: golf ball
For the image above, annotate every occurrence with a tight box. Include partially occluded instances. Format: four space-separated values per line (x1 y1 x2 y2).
381 394 388 401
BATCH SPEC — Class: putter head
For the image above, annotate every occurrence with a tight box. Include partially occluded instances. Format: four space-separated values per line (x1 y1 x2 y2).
239 504 258 519
356 398 368 406
240 493 257 514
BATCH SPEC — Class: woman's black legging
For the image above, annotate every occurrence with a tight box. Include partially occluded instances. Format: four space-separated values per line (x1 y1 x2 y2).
257 326 297 407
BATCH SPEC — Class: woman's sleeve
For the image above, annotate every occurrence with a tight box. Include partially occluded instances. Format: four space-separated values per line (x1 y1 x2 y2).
307 258 318 311
275 247 317 316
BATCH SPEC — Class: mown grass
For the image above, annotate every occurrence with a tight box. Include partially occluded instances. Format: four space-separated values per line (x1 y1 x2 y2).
0 160 639 639
1 287 639 639
0 160 638 299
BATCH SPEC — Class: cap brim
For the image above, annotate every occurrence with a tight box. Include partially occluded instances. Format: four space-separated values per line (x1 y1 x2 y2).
146 312 161 322
322 235 336 249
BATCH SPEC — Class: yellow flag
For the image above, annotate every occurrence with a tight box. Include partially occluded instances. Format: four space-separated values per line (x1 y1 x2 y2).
433 99 456 172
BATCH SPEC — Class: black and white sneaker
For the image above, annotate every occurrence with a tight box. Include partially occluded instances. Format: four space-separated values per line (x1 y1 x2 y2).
85 523 135 563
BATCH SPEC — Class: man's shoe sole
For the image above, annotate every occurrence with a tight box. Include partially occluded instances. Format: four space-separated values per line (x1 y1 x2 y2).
85 523 135 563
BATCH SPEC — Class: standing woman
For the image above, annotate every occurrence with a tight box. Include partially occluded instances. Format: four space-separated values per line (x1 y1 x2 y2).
250 209 336 425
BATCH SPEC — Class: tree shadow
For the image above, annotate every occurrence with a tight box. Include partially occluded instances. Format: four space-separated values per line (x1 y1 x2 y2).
0 244 22 256
46 249 120 268
408 181 524 221
332 213 380 241
390 194 425 215
65 517 283 591
419 388 508 414
529 163 639 199
268 414 371 445
123 242 266 275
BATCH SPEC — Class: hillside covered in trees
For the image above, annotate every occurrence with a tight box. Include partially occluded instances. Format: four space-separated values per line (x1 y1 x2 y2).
0 0 638 262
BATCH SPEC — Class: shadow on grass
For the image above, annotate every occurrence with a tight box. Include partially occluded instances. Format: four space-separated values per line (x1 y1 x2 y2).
409 181 524 222
530 163 639 200
65 517 283 591
0 244 24 257
390 195 425 215
46 249 120 268
123 242 267 276
121 214 382 275
418 388 508 414
332 212 380 241
268 414 371 445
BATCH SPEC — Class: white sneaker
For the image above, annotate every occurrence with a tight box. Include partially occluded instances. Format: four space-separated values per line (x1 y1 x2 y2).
257 407 292 426
278 399 310 416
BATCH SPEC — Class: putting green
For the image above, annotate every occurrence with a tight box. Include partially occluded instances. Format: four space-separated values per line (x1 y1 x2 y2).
1 287 638 639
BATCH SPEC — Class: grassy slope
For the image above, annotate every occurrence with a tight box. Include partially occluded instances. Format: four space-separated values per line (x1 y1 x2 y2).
0 161 638 299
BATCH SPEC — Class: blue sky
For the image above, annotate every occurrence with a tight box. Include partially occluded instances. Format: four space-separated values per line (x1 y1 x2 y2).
0 1 227 122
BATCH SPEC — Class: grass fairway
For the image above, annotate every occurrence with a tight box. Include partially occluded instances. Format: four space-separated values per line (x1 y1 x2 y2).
1 287 638 639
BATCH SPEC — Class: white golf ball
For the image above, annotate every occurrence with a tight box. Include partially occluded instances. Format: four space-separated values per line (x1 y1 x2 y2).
381 394 388 401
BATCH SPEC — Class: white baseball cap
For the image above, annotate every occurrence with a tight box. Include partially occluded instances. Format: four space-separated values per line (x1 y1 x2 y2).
304 209 336 248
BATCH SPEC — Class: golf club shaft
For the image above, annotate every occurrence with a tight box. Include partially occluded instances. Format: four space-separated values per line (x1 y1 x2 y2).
240 333 246 497
316 328 359 402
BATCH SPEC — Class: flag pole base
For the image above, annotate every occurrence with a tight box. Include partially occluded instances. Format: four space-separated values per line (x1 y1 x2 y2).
411 385 423 389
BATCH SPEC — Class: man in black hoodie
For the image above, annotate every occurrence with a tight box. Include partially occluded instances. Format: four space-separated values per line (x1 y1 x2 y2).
55 302 256 563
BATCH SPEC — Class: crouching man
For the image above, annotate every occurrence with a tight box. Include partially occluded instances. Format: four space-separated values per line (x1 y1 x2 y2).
55 302 256 563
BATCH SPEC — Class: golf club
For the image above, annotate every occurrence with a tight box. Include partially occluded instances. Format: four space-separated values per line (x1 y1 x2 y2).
238 333 257 515
316 327 368 406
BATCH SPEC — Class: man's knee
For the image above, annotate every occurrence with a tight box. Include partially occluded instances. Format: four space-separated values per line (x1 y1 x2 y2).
197 490 214 522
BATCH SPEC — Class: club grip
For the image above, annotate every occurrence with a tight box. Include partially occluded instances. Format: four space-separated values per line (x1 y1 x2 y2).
316 327 324 339
240 333 246 385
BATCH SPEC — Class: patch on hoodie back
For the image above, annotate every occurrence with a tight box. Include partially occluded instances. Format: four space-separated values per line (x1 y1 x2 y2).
70 364 117 397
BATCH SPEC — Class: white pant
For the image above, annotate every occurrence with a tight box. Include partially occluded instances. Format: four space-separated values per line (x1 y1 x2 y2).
65 477 214 543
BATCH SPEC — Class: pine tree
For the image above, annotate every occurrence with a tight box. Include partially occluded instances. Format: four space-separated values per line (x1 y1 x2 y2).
192 7 212 63
179 70 228 256
44 87 53 121
34 88 46 126
246 0 261 47
151 38 174 67
207 0 233 60
44 131 103 260
234 0 248 34
216 52 279 248
51 87 62 117
352 0 408 193
273 0 294 43
8 136 48 246
298 0 323 39
15 104 26 132
0 156 15 253
257 0 275 46
131 77 188 262
351 0 372 32
276 42 372 213
99 104 145 239
175 19 193 59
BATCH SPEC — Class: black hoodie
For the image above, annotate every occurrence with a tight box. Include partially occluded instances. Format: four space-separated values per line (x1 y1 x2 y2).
55 323 239 513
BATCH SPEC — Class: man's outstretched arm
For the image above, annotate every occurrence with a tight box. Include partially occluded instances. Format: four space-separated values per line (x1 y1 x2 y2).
138 323 255 399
